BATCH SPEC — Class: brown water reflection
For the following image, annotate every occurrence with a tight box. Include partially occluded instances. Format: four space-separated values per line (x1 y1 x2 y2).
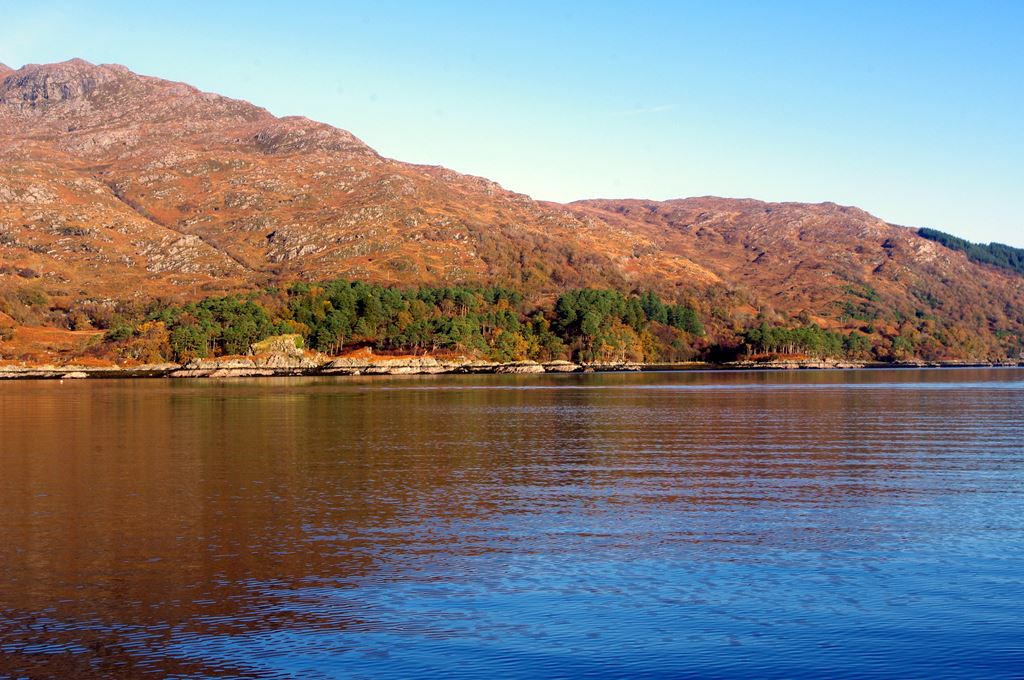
1 369 1023 677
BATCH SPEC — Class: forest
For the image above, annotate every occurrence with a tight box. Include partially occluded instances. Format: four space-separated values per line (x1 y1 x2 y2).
95 280 885 365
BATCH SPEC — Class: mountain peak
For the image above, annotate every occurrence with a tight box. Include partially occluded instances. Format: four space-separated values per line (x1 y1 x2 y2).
0 59 280 153
0 63 11 77
15 57 125 73
0 59 381 160
0 58 129 108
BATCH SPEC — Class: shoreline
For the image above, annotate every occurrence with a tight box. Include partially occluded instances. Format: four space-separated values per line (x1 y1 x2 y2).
1 354 1021 381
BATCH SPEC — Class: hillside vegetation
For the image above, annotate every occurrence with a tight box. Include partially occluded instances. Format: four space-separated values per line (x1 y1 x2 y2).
917 228 1024 276
1 60 1023 364
57 279 990 366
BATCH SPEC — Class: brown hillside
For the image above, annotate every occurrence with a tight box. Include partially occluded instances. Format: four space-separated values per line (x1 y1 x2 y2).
1 60 1021 361
571 199 1024 336
0 60 713 303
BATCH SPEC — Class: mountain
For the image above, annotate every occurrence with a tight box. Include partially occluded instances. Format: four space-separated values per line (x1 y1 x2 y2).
572 199 1024 346
0 59 1021 362
0 59 711 300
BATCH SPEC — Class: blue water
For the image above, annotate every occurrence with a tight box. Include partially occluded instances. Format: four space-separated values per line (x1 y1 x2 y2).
0 368 1022 677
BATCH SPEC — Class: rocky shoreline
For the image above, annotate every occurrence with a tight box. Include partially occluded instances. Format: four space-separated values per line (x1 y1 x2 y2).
0 355 594 380
0 351 1020 381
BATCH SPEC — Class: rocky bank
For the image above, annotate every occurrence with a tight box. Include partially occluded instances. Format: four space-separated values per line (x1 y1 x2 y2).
1 351 1018 380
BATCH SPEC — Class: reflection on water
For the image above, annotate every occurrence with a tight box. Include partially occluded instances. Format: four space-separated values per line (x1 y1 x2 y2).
1 369 1022 678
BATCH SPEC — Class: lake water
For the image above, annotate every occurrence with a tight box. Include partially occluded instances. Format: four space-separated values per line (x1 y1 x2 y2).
1 368 1022 678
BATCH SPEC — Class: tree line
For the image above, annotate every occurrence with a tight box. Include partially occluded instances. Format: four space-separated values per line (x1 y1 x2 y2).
100 279 884 365
740 323 871 358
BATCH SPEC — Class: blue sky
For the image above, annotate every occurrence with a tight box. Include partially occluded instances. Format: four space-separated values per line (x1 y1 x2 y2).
2 1 1022 245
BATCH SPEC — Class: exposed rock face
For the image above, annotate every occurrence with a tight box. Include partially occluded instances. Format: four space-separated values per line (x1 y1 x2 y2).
1 59 121 108
321 355 495 376
0 59 1022 363
168 352 320 377
0 353 560 379
318 352 553 376
249 117 376 157
1 355 1018 380
249 334 305 357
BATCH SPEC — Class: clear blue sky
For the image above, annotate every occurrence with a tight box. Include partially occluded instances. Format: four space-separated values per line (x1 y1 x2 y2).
2 1 1021 245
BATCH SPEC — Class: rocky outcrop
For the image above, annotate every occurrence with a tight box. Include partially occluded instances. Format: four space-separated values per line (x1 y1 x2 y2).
542 360 582 372
1 355 1017 380
168 351 320 377
727 359 868 370
248 117 377 157
167 352 550 378
0 59 120 108
584 362 643 372
494 361 545 374
324 356 441 375
249 334 305 356
322 356 508 376
0 353 557 379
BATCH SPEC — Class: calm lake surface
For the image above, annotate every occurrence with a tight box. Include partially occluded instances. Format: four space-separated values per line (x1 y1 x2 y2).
1 368 1022 678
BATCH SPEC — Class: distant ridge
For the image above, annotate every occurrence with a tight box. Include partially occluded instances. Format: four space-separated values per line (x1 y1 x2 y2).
0 59 1022 361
